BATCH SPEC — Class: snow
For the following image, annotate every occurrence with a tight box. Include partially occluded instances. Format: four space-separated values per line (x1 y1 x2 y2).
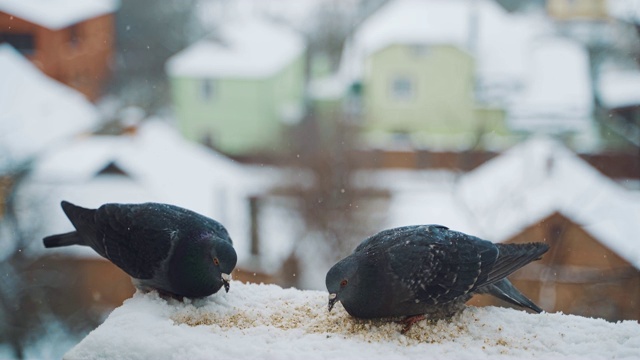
597 69 640 109
197 0 360 34
0 0 118 30
308 74 347 100
65 281 640 360
166 17 305 79
508 37 595 136
608 0 640 24
0 45 99 171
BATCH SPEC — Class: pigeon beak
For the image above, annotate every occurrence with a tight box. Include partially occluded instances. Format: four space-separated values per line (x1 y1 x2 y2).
221 273 231 293
328 293 338 312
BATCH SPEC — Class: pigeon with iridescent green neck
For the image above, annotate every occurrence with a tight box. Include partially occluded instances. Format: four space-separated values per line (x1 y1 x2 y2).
44 201 236 299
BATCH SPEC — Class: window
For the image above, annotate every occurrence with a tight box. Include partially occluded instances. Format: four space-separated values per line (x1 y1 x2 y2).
0 33 35 55
411 44 430 57
200 78 217 101
390 76 415 101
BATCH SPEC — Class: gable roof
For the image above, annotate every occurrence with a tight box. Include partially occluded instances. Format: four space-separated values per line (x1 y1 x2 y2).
0 44 98 171
456 136 640 268
0 0 119 30
166 17 305 79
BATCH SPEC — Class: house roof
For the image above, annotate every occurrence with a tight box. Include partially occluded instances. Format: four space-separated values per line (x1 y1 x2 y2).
0 44 98 172
0 0 119 30
456 136 640 269
166 17 305 79
597 69 640 109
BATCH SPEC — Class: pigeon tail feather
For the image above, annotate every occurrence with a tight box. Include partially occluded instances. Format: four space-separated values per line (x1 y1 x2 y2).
486 242 549 284
486 278 543 313
43 231 82 248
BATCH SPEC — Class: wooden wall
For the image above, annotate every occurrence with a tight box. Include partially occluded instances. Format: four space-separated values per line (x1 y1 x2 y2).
469 212 640 321
0 11 114 101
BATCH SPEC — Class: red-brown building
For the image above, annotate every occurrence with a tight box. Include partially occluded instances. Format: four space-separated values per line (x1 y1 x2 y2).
0 0 118 101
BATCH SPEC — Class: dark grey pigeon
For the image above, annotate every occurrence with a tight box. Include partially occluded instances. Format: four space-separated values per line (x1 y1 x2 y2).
43 201 237 299
326 225 549 332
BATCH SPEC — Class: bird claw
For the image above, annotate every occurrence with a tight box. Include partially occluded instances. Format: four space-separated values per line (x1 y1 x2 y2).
399 314 426 334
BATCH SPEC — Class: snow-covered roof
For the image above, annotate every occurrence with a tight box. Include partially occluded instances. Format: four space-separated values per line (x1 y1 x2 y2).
166 17 305 79
65 282 640 359
507 37 595 135
339 0 547 95
608 0 640 24
457 136 640 268
21 120 281 263
0 44 98 171
0 0 119 30
597 69 640 109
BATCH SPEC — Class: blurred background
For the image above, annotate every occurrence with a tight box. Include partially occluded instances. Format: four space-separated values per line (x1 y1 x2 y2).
1 0 639 358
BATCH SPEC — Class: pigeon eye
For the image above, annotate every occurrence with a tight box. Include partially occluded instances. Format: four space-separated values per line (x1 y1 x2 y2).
340 279 348 287
213 257 220 266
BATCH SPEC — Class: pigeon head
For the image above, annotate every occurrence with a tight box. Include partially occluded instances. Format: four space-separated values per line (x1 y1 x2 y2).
326 255 363 313
210 237 237 293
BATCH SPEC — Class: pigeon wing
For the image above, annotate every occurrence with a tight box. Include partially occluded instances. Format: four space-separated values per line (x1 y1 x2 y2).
93 203 174 279
387 228 498 305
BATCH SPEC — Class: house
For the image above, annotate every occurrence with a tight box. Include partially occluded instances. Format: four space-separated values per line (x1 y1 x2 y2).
0 0 118 101
336 0 599 151
455 136 640 320
166 17 306 157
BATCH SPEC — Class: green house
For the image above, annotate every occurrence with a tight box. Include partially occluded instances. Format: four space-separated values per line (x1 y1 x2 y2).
166 18 306 156
337 0 522 150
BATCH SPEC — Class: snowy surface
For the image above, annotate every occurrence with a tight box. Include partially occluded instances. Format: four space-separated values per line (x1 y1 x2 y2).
166 17 305 78
66 282 640 360
0 0 118 30
597 69 640 108
0 45 98 170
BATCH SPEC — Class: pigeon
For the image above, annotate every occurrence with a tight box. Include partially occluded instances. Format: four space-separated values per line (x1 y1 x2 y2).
43 201 237 299
326 224 549 332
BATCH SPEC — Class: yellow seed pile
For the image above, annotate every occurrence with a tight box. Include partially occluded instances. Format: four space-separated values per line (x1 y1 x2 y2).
170 285 483 346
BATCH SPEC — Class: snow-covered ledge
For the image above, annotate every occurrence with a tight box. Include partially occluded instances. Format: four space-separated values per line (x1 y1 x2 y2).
66 282 640 359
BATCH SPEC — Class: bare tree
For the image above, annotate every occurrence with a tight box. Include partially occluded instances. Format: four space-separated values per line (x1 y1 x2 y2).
108 0 204 112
